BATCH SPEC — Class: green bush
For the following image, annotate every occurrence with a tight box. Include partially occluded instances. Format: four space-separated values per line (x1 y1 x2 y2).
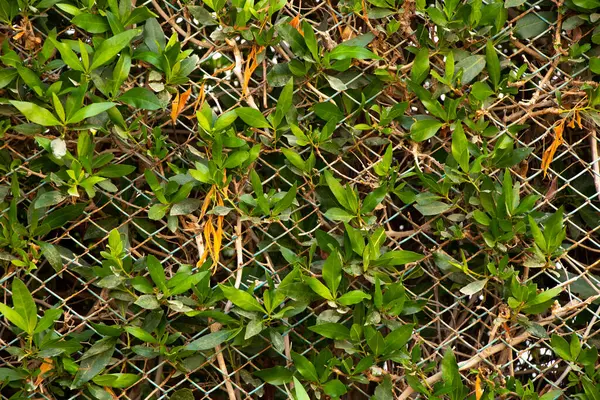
0 0 600 398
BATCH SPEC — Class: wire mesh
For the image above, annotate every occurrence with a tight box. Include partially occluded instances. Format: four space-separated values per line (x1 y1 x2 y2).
1 0 600 399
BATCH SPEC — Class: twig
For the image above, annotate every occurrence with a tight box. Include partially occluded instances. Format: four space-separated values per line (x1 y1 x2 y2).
200 217 244 400
225 38 259 110
398 296 600 399
150 0 212 48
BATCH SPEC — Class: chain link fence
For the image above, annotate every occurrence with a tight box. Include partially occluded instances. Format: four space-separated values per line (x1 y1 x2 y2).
1 0 600 399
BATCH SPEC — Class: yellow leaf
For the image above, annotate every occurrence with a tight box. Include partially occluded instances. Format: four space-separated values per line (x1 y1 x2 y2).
34 359 54 386
201 220 214 267
290 15 303 36
199 186 215 221
171 88 192 124
475 374 483 400
541 120 565 178
243 46 264 95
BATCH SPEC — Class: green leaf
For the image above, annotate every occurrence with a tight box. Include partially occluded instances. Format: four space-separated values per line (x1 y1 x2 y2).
471 81 494 101
323 379 347 397
0 68 17 89
307 277 334 300
291 351 319 382
366 329 385 357
361 186 387 214
451 123 469 172
119 88 162 110
90 29 141 70
35 191 67 209
529 286 562 306
254 366 294 385
185 330 232 350
544 207 566 252
12 279 37 335
68 102 116 124
93 373 140 388
223 151 249 169
244 319 264 339
410 119 444 142
344 223 365 256
486 41 501 89
236 107 270 129
148 204 169 220
441 347 460 386
338 290 371 306
187 6 218 26
411 48 430 85
9 101 60 126
528 215 547 253
322 250 342 295
219 285 265 313
324 207 355 222
505 0 527 7
274 78 294 126
302 21 319 60
72 13 109 33
38 241 63 273
146 255 168 293
135 295 160 309
374 250 424 266
313 102 344 122
514 12 555 39
573 0 600 8
170 199 201 216
414 201 451 215
0 303 28 333
459 279 487 296
539 391 563 400
550 334 571 361
570 333 581 361
214 110 238 131
98 164 136 178
384 324 414 354
34 308 63 334
71 337 117 388
308 322 350 340
125 326 158 343
591 58 600 74
282 148 307 172
328 45 382 60
324 170 351 210
272 183 297 215
293 377 311 400
455 55 486 85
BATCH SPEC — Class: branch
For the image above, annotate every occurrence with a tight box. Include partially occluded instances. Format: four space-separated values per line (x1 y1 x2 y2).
398 296 600 399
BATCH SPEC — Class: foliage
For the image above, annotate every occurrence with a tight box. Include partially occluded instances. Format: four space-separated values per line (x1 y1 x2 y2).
0 0 599 399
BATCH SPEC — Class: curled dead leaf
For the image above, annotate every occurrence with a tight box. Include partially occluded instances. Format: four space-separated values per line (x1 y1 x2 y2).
171 88 192 125
541 120 565 178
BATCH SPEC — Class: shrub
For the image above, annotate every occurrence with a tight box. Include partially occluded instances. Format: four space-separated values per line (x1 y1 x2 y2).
0 0 600 399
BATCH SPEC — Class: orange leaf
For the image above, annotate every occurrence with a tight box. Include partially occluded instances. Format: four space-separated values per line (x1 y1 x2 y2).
243 46 264 95
34 359 54 386
475 374 483 400
290 15 303 36
202 219 214 266
541 121 565 178
171 88 192 124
